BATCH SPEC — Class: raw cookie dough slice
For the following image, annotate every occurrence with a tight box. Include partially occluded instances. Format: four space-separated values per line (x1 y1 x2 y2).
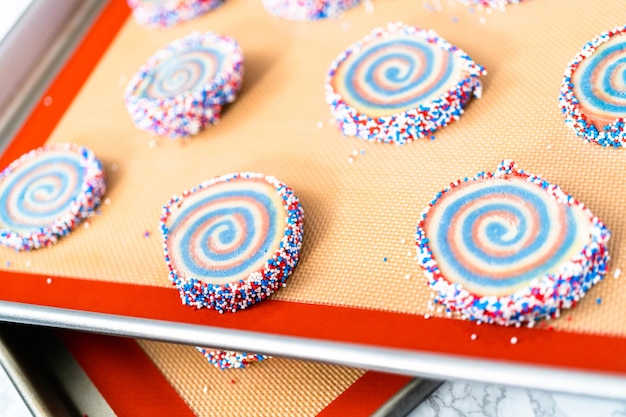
560 25 626 147
0 143 106 251
416 161 610 326
127 0 222 28
261 0 360 21
160 173 301 368
160 172 304 313
325 22 486 144
125 31 244 138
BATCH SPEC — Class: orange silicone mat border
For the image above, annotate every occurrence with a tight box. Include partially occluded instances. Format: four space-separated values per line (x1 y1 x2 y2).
5 271 626 376
59 330 412 416
2 0 626 379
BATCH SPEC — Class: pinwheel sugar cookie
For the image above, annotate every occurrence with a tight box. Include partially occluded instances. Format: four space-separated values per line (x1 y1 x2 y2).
0 143 106 251
325 22 486 144
160 172 304 313
127 0 222 28
125 31 244 138
560 25 626 147
261 0 360 21
416 161 610 326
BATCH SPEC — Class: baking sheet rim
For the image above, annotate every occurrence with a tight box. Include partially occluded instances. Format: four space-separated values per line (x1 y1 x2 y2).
0 300 624 400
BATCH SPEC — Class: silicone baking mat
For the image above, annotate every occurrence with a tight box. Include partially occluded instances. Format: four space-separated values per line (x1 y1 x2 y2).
1 0 626 390
58 330 411 417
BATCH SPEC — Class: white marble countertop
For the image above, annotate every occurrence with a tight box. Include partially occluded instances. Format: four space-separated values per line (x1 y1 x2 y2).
409 382 626 417
0 364 31 417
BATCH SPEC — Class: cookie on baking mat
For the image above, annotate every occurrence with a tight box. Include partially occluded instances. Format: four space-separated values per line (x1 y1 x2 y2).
559 25 626 147
415 160 610 326
127 0 222 28
124 31 244 139
0 143 106 251
196 348 267 369
261 0 360 21
325 22 486 145
160 172 304 313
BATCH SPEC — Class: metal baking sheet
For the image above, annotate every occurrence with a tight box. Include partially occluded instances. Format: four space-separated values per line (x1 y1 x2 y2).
0 324 423 417
0 0 625 400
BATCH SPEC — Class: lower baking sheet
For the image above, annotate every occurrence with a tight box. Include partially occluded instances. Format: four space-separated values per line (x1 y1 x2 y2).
1 0 626 395
59 331 412 417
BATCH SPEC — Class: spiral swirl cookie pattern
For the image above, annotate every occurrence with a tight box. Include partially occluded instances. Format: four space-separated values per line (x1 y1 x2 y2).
160 173 304 313
0 143 106 251
337 37 462 117
261 0 360 21
165 182 283 284
128 0 222 28
560 26 626 147
0 153 82 232
326 22 486 144
125 32 244 138
416 161 610 326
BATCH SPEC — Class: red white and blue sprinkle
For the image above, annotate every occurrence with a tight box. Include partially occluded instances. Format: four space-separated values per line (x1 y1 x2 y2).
261 0 360 21
456 0 527 8
127 0 222 29
196 348 267 369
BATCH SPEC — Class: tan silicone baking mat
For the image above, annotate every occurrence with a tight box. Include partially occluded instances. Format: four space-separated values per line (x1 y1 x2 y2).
2 0 626 337
138 340 364 417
